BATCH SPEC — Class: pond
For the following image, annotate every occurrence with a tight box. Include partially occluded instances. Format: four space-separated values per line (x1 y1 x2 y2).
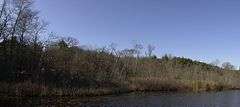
1 90 240 107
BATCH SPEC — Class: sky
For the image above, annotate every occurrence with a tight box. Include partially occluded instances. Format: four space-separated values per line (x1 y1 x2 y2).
35 0 240 67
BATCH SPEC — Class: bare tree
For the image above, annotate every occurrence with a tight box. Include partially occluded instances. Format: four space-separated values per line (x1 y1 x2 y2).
145 44 155 57
108 43 117 55
133 43 143 58
0 0 6 18
63 37 79 47
0 0 11 39
222 62 235 70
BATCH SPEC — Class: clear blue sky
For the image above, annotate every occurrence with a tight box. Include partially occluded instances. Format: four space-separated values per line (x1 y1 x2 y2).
35 0 240 67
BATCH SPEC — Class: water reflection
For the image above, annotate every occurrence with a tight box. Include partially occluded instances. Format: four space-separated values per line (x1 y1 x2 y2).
1 91 240 107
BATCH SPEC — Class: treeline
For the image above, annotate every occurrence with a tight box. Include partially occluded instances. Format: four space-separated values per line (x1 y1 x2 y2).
0 0 45 82
0 0 240 97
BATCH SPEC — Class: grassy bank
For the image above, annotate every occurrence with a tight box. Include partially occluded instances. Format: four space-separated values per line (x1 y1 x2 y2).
1 69 240 97
1 54 240 97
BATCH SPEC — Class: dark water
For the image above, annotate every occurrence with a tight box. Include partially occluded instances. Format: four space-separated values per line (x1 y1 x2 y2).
1 91 240 107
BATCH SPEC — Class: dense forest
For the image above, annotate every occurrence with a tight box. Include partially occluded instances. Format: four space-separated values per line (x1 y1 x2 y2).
0 0 240 97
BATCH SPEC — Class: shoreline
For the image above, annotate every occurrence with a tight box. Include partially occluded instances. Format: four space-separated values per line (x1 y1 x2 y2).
1 89 240 99
0 83 239 98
